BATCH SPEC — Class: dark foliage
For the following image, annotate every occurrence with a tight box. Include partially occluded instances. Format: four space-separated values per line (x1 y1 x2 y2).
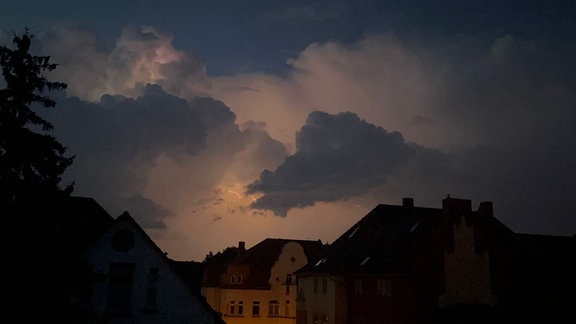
0 31 81 323
0 30 73 215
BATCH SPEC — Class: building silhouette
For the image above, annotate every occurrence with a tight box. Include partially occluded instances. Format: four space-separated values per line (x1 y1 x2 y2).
295 197 576 324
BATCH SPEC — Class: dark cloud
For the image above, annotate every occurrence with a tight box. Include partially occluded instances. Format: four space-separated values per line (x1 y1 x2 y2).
416 35 576 234
247 111 445 216
45 84 236 227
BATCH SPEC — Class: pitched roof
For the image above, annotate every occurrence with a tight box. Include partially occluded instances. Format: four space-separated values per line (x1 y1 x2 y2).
516 233 576 276
298 202 444 275
23 195 115 254
55 196 115 249
206 238 325 289
90 211 225 323
242 238 326 288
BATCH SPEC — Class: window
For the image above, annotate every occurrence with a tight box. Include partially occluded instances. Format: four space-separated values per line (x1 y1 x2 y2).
145 287 157 310
354 278 362 295
106 263 135 316
269 300 279 317
285 300 290 317
230 274 243 284
297 310 308 324
313 276 319 293
229 301 235 315
238 301 244 315
252 301 260 316
144 267 159 313
378 278 392 297
286 274 292 295
322 276 327 294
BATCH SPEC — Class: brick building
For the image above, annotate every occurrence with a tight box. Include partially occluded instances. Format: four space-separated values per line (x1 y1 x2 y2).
295 197 576 324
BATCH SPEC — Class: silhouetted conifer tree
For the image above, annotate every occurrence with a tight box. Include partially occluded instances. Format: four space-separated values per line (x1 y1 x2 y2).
1 30 82 323
0 30 73 215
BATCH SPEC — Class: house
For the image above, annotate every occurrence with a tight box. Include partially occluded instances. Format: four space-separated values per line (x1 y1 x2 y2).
5 195 115 323
295 197 576 324
85 211 223 323
202 239 324 324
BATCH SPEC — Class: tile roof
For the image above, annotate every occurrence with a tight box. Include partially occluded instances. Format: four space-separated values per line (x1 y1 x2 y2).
245 238 325 288
298 202 444 275
211 238 325 289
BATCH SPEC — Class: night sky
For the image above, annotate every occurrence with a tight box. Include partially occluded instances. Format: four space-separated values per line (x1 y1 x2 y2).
3 0 576 260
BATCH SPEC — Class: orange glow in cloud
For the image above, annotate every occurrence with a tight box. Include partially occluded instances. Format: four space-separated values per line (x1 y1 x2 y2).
151 194 370 261
42 28 459 261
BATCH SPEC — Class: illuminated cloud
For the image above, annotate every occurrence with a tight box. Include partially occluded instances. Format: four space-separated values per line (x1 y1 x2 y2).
45 82 286 230
211 34 446 150
32 25 576 259
220 34 576 234
42 26 210 101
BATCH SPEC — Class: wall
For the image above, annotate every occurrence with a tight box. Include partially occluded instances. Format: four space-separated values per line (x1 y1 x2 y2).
297 274 340 324
210 241 311 324
86 220 214 323
439 220 496 307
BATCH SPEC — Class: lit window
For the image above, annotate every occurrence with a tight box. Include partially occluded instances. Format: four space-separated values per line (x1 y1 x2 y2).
252 301 260 316
269 300 279 317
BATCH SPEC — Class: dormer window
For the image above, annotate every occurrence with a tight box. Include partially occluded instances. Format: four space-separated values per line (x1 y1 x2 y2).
230 274 243 284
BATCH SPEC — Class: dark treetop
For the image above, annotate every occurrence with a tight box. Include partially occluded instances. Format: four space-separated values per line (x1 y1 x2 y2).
0 30 73 214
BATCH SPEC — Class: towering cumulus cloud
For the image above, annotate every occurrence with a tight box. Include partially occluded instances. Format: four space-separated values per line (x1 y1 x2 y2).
42 26 210 101
32 24 576 259
40 27 287 231
247 111 445 216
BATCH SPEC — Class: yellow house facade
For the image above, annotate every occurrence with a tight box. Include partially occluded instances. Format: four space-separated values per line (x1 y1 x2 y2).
202 239 324 324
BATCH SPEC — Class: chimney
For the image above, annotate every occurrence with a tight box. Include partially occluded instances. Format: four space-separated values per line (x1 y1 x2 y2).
402 197 414 208
238 241 246 251
443 196 472 226
477 201 493 217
